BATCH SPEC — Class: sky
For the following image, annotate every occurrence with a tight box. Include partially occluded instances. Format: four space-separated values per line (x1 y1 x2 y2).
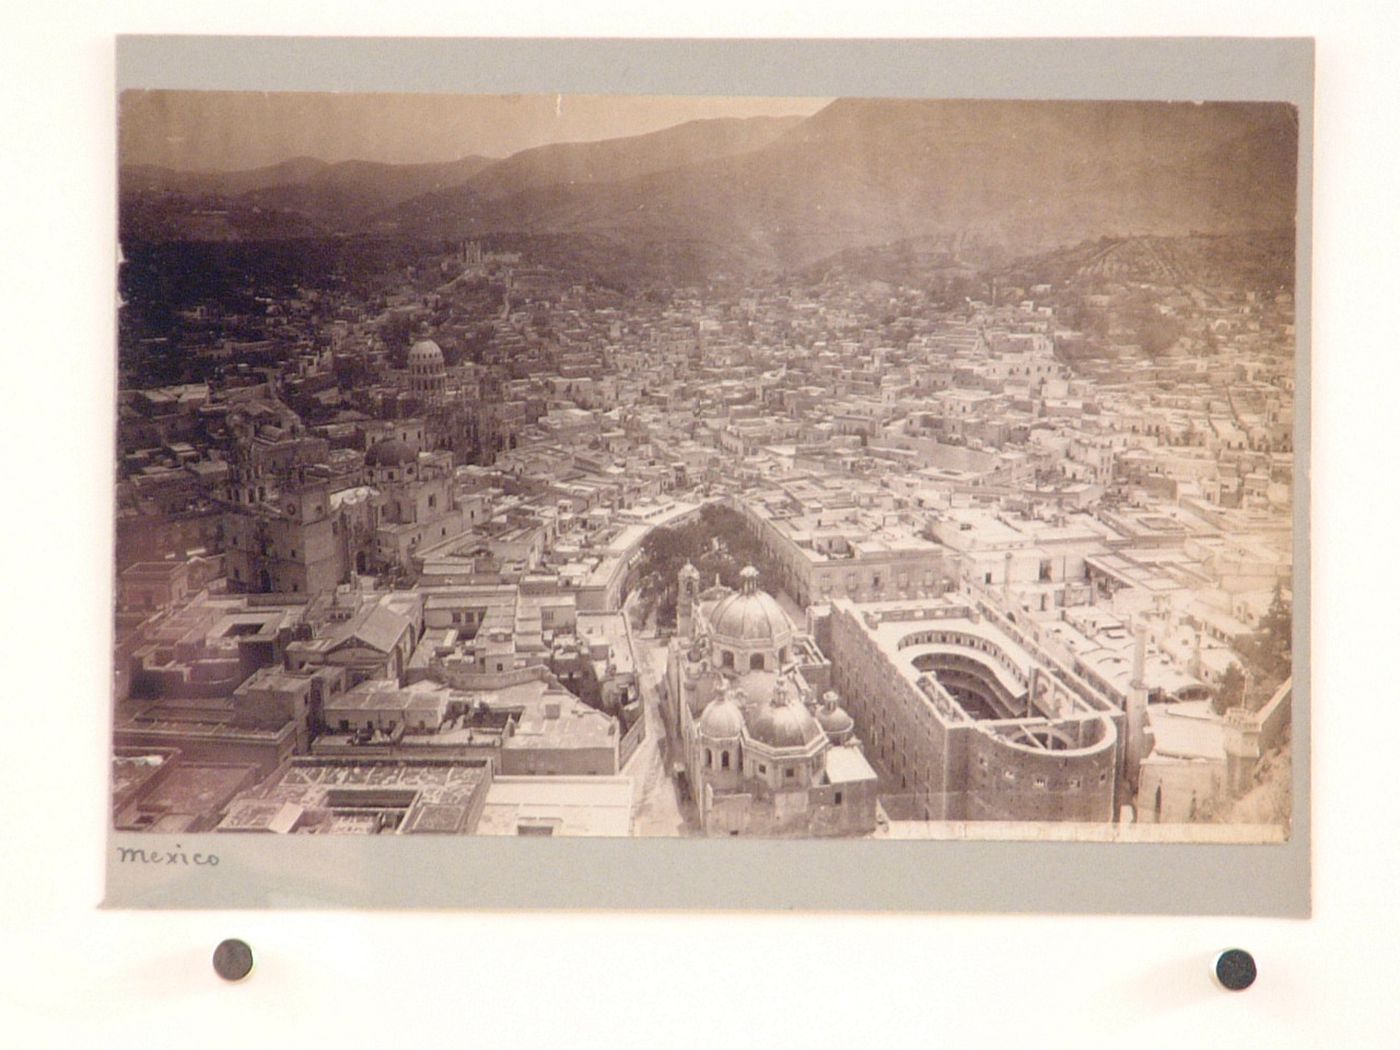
118 91 831 171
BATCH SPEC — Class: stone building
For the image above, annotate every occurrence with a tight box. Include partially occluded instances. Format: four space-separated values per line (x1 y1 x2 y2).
732 495 959 609
223 478 349 595
663 564 879 837
825 595 1126 823
364 434 465 570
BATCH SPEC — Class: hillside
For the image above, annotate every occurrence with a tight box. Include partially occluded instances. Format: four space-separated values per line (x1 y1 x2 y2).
380 98 1297 276
118 115 801 245
119 98 1299 286
996 231 1296 294
120 155 496 239
461 114 803 199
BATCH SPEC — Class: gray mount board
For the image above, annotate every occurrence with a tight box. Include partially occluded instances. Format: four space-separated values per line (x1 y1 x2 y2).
106 36 1311 916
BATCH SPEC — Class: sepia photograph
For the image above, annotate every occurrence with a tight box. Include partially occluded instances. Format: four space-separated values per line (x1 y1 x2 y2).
112 82 1300 848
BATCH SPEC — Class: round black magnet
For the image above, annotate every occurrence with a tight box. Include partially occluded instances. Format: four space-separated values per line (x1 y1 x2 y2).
1214 948 1257 991
212 938 254 982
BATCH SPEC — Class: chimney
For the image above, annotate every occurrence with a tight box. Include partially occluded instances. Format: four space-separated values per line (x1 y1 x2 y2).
1131 622 1147 689
1125 620 1150 797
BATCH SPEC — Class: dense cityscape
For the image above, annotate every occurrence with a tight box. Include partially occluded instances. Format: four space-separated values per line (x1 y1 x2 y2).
112 96 1295 839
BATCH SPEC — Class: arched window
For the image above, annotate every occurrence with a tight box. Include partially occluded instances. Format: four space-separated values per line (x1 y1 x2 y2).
721 751 730 770
750 652 765 671
705 748 713 768
721 650 734 669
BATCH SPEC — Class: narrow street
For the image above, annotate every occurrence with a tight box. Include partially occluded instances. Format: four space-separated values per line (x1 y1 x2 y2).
621 603 698 836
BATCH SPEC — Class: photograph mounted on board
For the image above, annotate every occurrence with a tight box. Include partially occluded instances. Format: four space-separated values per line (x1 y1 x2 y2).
113 86 1299 846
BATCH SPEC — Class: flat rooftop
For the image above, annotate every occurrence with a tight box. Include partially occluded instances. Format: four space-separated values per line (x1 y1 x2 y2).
1146 701 1227 761
476 775 633 837
824 745 879 785
112 749 178 806
219 758 492 834
505 697 617 751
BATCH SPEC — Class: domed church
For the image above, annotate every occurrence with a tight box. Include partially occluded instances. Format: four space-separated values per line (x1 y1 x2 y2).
663 564 878 837
407 339 448 400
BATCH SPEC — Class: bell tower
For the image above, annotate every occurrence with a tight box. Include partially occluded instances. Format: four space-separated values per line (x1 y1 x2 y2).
677 562 700 641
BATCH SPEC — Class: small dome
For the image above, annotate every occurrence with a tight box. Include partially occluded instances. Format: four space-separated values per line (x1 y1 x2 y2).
408 339 445 366
697 695 744 740
816 703 855 738
748 700 825 750
365 438 417 468
708 567 793 650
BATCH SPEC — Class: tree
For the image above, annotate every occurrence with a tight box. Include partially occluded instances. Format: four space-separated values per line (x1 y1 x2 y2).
380 312 413 368
1235 583 1292 706
1257 583 1292 676
630 503 789 627
1214 663 1247 715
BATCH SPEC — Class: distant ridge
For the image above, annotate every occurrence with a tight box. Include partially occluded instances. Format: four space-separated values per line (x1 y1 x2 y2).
122 155 497 233
379 98 1297 275
120 99 1298 280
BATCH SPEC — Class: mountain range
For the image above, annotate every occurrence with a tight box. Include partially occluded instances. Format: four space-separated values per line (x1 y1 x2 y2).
120 98 1298 280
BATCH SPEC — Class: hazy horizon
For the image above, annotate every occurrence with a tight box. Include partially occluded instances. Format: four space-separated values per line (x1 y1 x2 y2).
119 91 831 173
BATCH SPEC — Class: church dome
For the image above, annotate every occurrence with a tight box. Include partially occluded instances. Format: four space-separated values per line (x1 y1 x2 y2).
816 697 855 740
697 695 744 740
408 339 445 368
708 567 793 651
748 697 825 750
365 437 417 468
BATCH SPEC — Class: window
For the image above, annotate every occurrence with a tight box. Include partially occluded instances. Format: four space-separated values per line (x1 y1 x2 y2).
750 653 765 671
758 763 767 775
786 768 795 779
834 791 843 806
705 749 713 768
721 751 730 770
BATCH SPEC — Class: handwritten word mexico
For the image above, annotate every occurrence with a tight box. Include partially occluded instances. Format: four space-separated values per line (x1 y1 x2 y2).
116 845 219 867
